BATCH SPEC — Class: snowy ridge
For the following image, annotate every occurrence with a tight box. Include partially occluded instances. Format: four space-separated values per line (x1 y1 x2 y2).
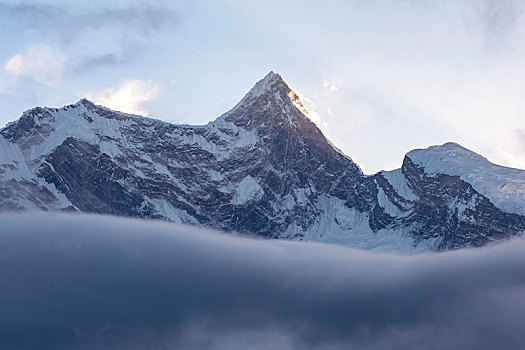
241 71 282 101
407 142 525 215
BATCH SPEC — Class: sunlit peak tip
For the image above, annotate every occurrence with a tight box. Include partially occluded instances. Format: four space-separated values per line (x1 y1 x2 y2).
287 90 309 117
75 97 96 107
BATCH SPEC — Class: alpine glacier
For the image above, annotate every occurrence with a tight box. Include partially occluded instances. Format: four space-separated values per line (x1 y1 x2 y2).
1 71 524 251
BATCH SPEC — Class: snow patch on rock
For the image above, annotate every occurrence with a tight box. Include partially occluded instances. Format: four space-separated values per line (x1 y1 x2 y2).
231 176 264 205
376 186 410 218
283 195 424 253
381 168 418 201
150 198 197 224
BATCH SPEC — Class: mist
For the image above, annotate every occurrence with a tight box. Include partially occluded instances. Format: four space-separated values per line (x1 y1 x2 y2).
1 213 524 349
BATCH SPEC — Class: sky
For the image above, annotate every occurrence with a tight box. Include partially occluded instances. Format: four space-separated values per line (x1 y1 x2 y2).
2 212 525 349
1 0 525 173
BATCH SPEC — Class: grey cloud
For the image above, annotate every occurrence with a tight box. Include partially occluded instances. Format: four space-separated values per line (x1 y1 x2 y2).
78 54 119 68
395 0 525 51
71 54 121 75
1 213 525 349
476 0 525 49
0 3 180 73
0 3 179 36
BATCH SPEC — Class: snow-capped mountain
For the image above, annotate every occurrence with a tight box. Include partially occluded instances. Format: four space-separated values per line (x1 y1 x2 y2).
1 72 524 252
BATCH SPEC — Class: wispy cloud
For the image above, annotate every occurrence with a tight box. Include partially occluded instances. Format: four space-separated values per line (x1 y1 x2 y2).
516 128 525 151
323 80 338 93
3 44 66 87
476 0 525 49
1 213 525 349
0 2 181 74
75 54 120 72
498 128 525 169
86 79 159 116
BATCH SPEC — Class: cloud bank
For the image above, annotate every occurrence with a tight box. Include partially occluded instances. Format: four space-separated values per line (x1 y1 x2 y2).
1 213 524 349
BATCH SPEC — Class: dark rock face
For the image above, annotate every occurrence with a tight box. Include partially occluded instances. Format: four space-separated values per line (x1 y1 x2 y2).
399 157 525 250
37 137 145 216
1 72 524 251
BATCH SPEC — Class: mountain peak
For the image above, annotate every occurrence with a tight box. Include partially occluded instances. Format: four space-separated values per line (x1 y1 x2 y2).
217 71 320 133
406 142 489 168
242 71 287 102
405 141 525 216
75 98 97 108
233 71 312 118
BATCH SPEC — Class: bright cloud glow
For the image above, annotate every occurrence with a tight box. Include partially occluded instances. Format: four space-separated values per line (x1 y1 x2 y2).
323 80 338 93
4 44 65 87
86 79 159 116
288 89 328 130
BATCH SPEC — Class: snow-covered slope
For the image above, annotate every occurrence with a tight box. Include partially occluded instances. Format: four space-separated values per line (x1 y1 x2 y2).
1 72 524 252
407 142 525 215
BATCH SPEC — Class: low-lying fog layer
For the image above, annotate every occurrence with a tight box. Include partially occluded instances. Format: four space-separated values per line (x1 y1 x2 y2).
1 213 524 349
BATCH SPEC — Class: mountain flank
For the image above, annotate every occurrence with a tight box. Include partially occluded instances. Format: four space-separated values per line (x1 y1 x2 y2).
1 72 524 252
